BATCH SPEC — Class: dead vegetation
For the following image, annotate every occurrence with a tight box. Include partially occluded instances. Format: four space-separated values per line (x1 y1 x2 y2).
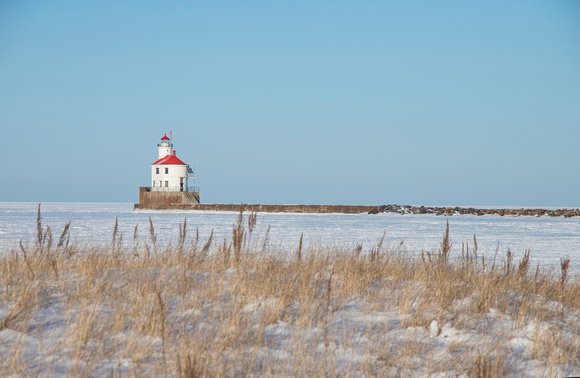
0 207 579 376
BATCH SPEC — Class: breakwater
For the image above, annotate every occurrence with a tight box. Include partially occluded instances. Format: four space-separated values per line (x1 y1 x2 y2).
370 204 580 217
134 203 376 214
133 203 580 217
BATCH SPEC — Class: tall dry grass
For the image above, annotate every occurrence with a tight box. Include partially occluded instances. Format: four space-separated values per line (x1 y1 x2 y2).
0 207 578 376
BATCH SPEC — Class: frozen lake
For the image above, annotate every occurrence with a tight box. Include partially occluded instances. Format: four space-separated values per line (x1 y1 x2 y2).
1 202 579 271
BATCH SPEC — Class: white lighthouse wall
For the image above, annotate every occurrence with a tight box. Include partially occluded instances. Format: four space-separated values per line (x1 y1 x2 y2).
158 146 172 159
151 164 189 191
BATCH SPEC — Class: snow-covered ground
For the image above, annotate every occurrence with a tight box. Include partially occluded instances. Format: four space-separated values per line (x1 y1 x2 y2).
1 202 579 271
1 266 578 376
0 202 579 376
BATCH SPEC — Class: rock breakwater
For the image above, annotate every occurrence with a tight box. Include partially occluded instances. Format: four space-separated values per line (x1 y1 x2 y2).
369 204 580 217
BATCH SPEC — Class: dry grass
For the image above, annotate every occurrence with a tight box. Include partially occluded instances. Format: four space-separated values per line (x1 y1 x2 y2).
0 208 579 376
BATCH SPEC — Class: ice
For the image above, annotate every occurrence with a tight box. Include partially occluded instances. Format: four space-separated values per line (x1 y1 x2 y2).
1 202 579 271
1 202 580 375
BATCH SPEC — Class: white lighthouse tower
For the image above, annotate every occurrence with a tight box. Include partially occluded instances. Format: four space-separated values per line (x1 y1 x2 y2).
158 133 172 159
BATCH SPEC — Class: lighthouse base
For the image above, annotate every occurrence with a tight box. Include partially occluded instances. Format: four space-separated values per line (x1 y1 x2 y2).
138 187 200 206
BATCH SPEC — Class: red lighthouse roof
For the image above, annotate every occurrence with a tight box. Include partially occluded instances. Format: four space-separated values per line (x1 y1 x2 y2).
152 153 187 166
161 134 170 140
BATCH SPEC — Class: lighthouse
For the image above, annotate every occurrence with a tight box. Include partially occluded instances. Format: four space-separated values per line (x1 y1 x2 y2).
151 133 196 192
138 133 200 206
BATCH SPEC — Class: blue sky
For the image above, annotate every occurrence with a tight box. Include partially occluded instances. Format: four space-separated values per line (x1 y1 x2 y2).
1 1 579 206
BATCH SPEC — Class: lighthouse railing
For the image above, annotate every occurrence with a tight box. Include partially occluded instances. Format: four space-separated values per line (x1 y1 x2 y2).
150 186 199 193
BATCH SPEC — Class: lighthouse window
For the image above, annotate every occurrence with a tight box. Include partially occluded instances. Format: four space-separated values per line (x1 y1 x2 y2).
152 181 155 187
165 181 168 187
165 168 169 174
156 168 159 174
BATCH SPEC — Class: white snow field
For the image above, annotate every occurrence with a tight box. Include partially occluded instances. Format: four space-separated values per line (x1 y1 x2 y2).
0 202 579 376
1 202 579 270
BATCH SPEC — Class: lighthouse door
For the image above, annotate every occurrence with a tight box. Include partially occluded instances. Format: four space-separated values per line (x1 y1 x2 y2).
180 178 184 192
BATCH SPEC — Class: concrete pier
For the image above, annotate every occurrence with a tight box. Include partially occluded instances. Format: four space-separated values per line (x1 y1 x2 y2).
133 203 376 214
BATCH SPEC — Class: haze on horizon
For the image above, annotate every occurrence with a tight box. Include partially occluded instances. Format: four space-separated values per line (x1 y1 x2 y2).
1 1 579 207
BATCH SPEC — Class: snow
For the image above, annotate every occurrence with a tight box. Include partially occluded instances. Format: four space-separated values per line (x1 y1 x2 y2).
1 202 579 271
0 202 579 375
1 283 579 376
